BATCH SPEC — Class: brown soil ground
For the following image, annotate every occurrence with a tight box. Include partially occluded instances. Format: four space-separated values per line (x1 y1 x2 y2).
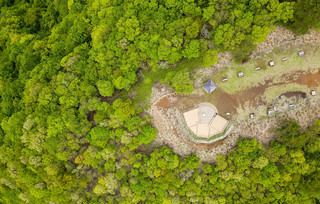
295 69 320 87
155 69 320 115
150 83 320 162
255 27 320 53
279 91 307 99
149 27 320 162
87 111 97 128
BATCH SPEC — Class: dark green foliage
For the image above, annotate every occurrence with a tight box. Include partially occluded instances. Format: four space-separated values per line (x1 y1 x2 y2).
285 0 320 35
277 120 310 149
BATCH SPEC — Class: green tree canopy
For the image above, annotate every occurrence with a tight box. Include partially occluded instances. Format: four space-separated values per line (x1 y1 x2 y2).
138 125 157 144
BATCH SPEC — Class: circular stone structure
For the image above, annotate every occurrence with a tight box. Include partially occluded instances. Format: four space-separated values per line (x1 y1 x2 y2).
183 103 229 139
198 103 217 124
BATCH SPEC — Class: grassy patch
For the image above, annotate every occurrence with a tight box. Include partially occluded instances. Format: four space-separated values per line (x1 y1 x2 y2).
262 83 309 101
212 44 320 94
130 68 167 106
174 56 205 72
234 83 311 121
131 56 204 105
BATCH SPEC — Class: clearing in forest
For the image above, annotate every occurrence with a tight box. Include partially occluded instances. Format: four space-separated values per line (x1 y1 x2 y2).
149 27 320 162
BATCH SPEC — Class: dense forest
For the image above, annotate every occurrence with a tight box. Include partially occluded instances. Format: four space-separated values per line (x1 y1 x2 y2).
0 0 320 203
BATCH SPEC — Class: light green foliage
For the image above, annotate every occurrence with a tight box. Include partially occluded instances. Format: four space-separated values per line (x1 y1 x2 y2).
91 24 110 48
271 141 287 157
182 40 200 59
186 21 201 39
86 126 114 148
83 146 100 168
251 25 269 44
216 155 228 171
96 80 114 97
111 99 135 122
116 17 141 41
138 125 157 144
214 24 244 51
184 155 200 170
124 116 144 132
202 6 215 22
94 173 119 195
289 149 305 164
252 157 269 169
171 71 194 95
0 0 317 203
237 139 261 155
203 49 218 67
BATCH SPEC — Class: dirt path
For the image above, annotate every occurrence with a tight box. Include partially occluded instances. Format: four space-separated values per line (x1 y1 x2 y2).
155 69 320 116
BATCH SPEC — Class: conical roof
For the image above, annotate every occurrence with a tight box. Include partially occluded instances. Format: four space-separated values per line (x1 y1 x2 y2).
202 80 217 94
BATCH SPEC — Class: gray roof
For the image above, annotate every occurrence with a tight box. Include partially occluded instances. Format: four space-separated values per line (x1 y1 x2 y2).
202 80 217 94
